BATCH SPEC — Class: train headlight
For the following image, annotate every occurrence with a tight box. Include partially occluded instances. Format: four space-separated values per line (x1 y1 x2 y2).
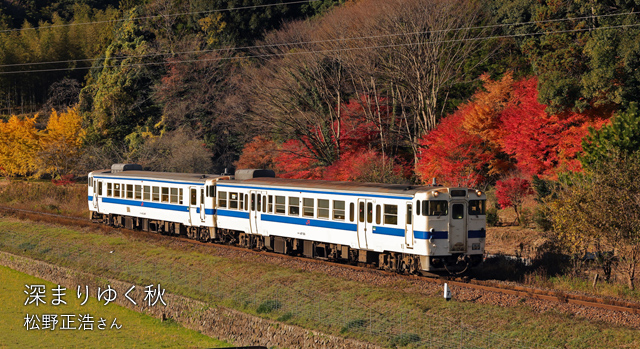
476 190 482 197
432 191 439 197
472 243 481 250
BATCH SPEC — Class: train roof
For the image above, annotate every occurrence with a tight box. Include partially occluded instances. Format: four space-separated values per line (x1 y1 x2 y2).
220 177 444 196
90 169 227 184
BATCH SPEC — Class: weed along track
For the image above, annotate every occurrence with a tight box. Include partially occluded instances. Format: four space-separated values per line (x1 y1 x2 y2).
2 204 640 329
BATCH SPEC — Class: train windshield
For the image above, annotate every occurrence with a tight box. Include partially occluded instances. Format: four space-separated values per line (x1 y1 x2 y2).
468 200 486 215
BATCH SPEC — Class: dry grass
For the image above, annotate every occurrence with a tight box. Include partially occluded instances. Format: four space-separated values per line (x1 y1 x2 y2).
0 179 87 217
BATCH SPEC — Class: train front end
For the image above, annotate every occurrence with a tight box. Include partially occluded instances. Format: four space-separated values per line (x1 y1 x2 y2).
415 188 486 272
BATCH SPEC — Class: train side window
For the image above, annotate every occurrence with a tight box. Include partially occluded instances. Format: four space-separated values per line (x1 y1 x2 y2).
218 191 227 208
244 194 248 210
211 185 216 197
468 200 486 215
262 195 267 212
152 187 160 202
384 204 398 225
98 181 103 196
275 196 285 214
257 194 262 212
179 188 183 204
113 184 120 198
107 183 112 197
359 202 365 222
161 187 169 202
303 198 314 217
251 194 256 211
143 186 150 201
170 188 178 203
126 184 133 199
334 200 345 220
289 197 300 216
375 205 381 224
135 185 142 200
428 200 448 216
407 203 412 224
317 199 329 219
239 193 244 210
268 195 273 213
422 200 429 216
366 203 373 223
201 189 204 204
452 204 464 219
416 200 420 216
229 193 238 209
191 189 197 206
349 203 355 222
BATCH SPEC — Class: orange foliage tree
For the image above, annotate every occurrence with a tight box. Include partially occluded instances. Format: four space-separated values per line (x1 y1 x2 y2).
0 115 39 178
0 108 85 179
416 74 611 186
37 107 85 178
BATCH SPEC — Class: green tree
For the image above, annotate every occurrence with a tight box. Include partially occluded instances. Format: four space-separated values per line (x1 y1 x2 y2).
79 8 163 144
581 103 640 168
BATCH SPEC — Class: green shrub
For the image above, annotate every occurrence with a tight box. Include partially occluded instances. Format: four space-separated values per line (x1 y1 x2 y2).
486 207 499 227
256 299 281 314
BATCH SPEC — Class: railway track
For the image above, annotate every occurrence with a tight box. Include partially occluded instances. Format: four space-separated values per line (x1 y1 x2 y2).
2 204 640 316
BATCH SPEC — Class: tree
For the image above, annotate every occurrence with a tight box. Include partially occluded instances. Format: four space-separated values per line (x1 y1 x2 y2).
581 103 640 169
0 115 39 178
415 110 493 187
36 107 85 178
495 177 533 224
550 151 640 290
79 8 162 144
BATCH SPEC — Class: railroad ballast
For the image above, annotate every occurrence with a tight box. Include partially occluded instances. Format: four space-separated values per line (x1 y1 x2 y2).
88 164 486 273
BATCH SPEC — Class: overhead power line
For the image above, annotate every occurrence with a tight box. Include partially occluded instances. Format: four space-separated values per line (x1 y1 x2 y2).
0 0 323 34
1 21 638 76
0 9 638 71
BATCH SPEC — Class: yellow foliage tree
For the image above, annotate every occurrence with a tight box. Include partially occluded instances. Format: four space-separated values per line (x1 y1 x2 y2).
0 115 39 178
37 107 85 178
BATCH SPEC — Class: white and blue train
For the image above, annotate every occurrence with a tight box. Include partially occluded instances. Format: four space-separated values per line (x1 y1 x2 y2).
88 164 486 273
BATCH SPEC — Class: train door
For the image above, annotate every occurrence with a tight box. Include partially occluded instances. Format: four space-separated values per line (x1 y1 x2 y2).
405 202 414 248
91 177 98 210
357 199 372 249
199 188 206 222
449 201 467 252
249 190 265 234
188 186 199 226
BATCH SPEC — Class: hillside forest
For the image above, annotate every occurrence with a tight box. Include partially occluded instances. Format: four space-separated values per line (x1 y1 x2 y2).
1 0 640 288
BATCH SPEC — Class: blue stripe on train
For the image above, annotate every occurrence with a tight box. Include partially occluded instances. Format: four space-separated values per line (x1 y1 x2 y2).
260 214 357 231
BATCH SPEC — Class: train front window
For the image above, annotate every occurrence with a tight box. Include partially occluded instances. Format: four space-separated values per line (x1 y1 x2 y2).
469 200 486 215
428 200 448 216
452 204 464 219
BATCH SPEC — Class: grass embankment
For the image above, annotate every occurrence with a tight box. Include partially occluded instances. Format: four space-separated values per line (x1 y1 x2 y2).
0 180 87 218
0 218 638 348
0 264 229 348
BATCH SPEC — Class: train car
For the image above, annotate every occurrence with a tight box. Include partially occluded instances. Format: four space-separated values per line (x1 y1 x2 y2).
88 164 486 273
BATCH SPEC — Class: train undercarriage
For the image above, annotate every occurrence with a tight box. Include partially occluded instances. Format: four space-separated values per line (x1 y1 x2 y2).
90 211 478 275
